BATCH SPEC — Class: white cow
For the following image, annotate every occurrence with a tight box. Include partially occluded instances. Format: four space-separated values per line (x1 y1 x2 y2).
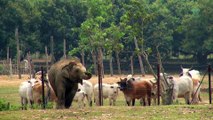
19 78 37 109
180 68 202 103
73 85 86 108
172 68 193 104
94 83 119 106
73 80 93 107
81 80 93 106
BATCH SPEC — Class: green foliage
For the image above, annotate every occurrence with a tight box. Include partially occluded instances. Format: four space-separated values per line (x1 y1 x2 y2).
0 0 212 64
0 99 10 111
0 64 4 74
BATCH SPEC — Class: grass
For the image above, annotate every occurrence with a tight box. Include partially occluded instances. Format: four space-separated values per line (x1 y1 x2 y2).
0 75 212 120
0 105 212 120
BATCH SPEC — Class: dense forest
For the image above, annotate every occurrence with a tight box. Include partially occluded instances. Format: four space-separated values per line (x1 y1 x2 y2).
0 0 213 66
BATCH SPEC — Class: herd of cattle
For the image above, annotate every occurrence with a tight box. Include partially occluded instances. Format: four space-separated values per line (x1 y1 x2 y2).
18 66 203 109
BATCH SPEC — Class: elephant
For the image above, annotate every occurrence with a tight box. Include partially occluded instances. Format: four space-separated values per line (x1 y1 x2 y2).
48 59 92 109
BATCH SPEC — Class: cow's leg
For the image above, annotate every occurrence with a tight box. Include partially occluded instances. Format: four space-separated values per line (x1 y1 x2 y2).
113 99 116 106
147 93 152 106
86 95 92 107
142 97 146 106
21 97 24 110
132 99 135 106
29 99 34 108
126 100 131 106
139 98 143 106
95 96 100 106
153 96 157 105
23 98 28 110
184 92 191 105
198 94 202 102
109 98 112 106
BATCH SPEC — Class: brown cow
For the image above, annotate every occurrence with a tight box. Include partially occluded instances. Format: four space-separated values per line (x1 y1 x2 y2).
117 78 152 106
32 79 57 105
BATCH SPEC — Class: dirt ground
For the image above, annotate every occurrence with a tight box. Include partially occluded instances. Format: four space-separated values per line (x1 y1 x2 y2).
0 74 156 87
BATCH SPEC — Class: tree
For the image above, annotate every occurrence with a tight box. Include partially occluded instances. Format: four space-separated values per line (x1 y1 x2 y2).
181 0 213 64
105 23 124 75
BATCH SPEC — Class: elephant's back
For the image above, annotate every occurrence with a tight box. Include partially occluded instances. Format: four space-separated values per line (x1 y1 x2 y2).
51 59 80 70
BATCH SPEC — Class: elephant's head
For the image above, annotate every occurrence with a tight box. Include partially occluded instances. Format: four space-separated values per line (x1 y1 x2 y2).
62 61 92 84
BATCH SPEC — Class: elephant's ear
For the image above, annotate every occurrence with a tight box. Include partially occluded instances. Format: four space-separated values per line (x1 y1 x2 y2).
62 62 77 71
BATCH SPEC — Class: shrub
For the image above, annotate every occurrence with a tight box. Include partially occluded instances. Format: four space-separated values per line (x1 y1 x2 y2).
0 99 10 111
0 64 4 74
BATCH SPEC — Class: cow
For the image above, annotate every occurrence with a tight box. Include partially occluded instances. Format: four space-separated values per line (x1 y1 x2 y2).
73 86 86 108
180 68 202 103
80 80 93 106
94 83 119 106
125 75 157 105
31 79 57 105
169 68 193 104
18 78 37 110
73 80 93 107
117 78 152 106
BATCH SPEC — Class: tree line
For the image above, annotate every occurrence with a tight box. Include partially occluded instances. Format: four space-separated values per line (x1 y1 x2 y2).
0 0 212 73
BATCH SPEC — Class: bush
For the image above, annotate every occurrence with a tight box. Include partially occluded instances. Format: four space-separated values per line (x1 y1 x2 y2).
0 99 10 111
0 99 20 111
0 64 4 74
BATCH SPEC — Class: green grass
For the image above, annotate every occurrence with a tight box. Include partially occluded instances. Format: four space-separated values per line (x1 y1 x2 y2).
0 105 212 120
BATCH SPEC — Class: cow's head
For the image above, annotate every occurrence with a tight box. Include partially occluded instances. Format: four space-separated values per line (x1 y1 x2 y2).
117 78 128 90
27 78 42 88
110 83 119 95
180 66 192 78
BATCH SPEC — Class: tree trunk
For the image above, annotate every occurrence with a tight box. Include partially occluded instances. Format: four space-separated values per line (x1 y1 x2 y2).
91 50 98 76
134 37 145 76
9 58 13 78
7 47 9 75
7 47 9 62
141 52 157 79
109 53 113 76
130 55 134 75
100 48 104 78
115 51 121 75
97 47 103 106
81 50 85 66
63 38 67 59
156 46 173 105
27 52 32 78
50 36 55 65
15 27 21 79
45 46 49 73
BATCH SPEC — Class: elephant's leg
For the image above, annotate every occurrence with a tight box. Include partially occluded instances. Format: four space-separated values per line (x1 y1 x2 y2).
65 88 77 108
56 87 65 109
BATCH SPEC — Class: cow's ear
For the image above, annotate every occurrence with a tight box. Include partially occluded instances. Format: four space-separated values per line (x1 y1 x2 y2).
179 73 183 77
149 79 156 84
168 76 173 79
